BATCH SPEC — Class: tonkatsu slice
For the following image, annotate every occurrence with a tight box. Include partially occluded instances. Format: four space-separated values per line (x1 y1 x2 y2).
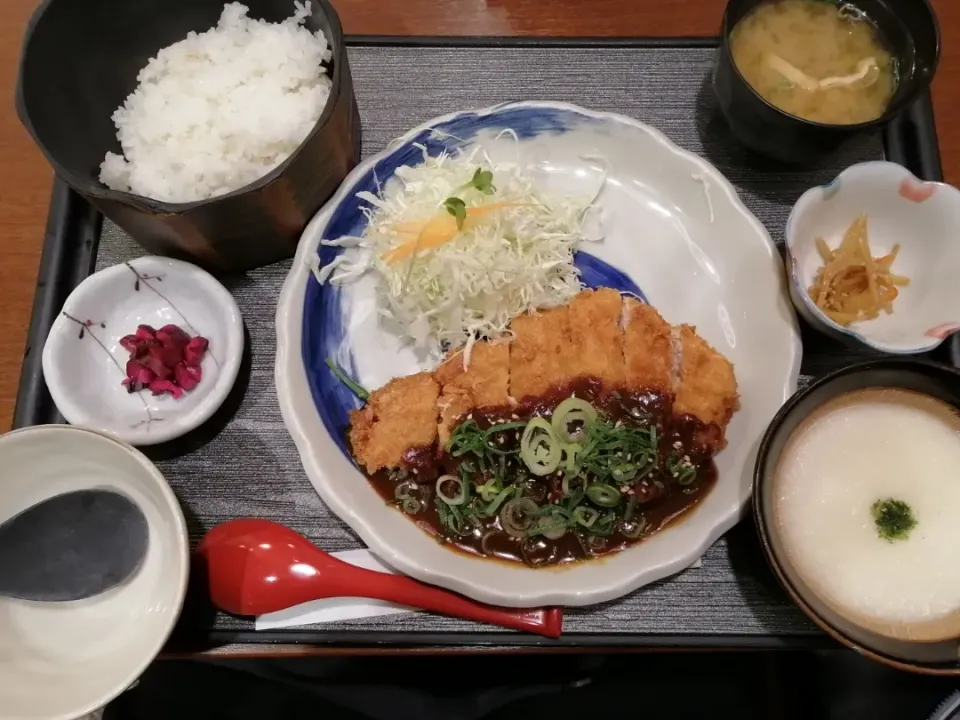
348 372 439 473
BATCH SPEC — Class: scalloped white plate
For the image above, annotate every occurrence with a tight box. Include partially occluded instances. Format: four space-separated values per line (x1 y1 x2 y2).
275 101 801 607
786 161 960 353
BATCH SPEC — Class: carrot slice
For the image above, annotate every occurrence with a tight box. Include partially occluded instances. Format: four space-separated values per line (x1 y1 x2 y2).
382 202 521 264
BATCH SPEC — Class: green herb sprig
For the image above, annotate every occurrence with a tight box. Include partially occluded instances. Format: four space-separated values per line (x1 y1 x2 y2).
325 357 369 400
443 197 467 229
462 168 496 195
443 168 497 230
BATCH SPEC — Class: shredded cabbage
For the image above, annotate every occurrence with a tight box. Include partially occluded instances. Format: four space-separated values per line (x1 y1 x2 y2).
316 142 603 361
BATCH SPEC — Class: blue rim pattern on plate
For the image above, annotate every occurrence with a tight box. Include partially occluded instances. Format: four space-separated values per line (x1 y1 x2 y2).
301 106 646 459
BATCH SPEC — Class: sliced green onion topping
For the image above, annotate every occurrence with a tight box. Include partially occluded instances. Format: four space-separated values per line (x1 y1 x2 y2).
562 473 586 498
611 462 638 483
520 417 562 476
401 497 422 515
562 442 583 475
436 474 466 505
586 483 621 507
572 506 599 528
551 397 598 442
667 453 697 486
484 486 515 516
499 497 539 537
619 515 647 539
475 478 501 502
677 467 697 486
394 481 417 501
533 506 569 540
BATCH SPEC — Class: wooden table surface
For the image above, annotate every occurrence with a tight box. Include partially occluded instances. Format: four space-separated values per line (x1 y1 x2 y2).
0 0 957 429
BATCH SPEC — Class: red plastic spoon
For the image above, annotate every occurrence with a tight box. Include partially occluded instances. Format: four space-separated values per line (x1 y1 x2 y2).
195 519 563 638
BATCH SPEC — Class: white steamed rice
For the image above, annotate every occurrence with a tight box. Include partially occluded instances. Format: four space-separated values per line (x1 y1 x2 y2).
99 2 332 204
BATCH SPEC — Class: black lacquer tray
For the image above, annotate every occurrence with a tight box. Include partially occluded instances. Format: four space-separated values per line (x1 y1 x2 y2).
13 37 952 651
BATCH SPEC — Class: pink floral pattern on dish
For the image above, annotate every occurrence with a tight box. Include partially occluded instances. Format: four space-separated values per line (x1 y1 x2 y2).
820 177 842 201
923 323 960 340
898 177 937 203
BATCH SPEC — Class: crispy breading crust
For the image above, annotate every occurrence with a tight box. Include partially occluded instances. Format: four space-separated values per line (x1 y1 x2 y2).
622 297 675 396
348 372 440 473
674 324 740 449
435 341 511 446
566 288 626 389
508 305 571 401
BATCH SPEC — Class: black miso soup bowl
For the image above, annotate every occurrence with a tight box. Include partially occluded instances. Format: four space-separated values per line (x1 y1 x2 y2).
754 359 960 675
16 0 360 273
714 0 940 164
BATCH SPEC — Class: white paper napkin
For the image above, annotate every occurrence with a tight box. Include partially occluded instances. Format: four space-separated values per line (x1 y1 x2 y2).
255 549 415 630
255 549 702 630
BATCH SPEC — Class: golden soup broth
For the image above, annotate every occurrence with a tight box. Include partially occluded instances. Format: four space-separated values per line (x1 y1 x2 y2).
729 0 897 125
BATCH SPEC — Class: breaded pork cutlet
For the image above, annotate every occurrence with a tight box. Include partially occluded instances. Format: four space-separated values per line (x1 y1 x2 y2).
348 289 741 472
508 305 573 401
622 298 675 398
565 288 626 389
435 341 510 446
348 372 440 473
674 324 739 450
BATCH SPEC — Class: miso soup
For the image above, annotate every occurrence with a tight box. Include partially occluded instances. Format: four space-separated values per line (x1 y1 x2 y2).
729 0 897 125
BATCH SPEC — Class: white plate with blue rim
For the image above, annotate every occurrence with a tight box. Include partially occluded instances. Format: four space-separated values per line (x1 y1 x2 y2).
275 101 801 607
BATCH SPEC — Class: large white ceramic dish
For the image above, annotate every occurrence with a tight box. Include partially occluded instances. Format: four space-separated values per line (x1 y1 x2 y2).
275 101 802 607
0 425 188 720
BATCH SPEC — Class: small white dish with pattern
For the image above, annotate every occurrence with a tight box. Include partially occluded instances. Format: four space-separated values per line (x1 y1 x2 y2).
786 161 960 354
41 256 243 446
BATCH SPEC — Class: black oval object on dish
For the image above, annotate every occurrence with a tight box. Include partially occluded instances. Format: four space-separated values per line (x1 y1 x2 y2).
15 0 361 273
754 359 960 675
713 0 940 163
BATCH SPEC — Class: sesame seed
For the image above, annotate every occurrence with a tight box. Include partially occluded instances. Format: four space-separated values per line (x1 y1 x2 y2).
511 413 519 420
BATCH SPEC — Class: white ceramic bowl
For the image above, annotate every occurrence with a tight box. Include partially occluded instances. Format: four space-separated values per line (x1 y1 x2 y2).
275 101 801 608
786 161 960 354
42 256 244 445
0 425 188 720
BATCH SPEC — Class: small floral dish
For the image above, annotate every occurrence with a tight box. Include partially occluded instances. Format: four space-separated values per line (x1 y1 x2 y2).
786 161 960 354
42 257 243 446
